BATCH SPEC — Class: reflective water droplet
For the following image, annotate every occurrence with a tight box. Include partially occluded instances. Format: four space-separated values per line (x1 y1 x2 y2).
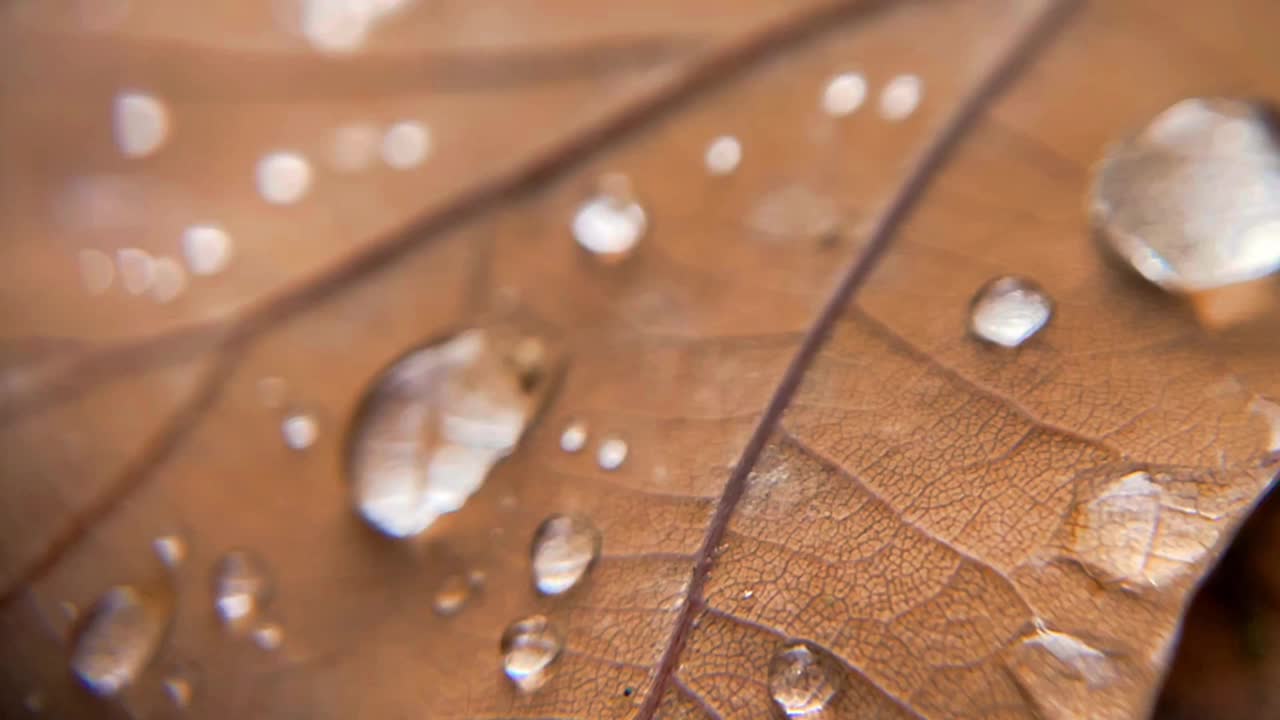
181 225 233 276
432 574 471 616
348 327 561 538
281 412 319 450
705 135 742 176
500 615 563 692
1020 625 1113 687
822 72 867 117
969 276 1053 348
113 91 170 158
152 535 186 569
531 514 601 595
116 248 155 295
878 74 922 121
78 248 115 295
70 586 170 697
559 421 587 453
251 622 283 651
149 256 187 304
1092 98 1280 292
256 151 313 205
596 436 627 471
572 176 647 262
329 124 380 172
381 120 431 169
212 550 273 627
768 642 838 717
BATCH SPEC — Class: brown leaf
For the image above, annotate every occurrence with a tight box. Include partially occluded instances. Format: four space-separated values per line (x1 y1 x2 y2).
1 0 1278 718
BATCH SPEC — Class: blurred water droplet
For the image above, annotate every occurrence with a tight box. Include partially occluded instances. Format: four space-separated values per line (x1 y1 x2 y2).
969 276 1052 348
382 121 431 169
162 672 193 709
500 615 563 692
251 622 284 651
559 421 587 453
596 436 628 471
705 135 742 176
768 642 838 717
822 72 867 117
293 0 409 53
181 225 233 276
531 514 601 595
256 377 288 409
329 124 380 172
468 569 487 588
572 176 646 262
878 74 922 121
149 256 187 304
212 550 272 627
78 249 114 295
748 184 841 241
70 586 170 697
113 91 169 158
432 574 471 616
152 535 186 569
1092 97 1280 292
282 412 319 450
348 327 561 538
256 152 313 205
116 248 155 295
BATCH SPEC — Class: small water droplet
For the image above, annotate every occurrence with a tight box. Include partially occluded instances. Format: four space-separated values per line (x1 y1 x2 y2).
559 421 587 453
878 74 922 121
741 589 754 601
704 135 742 176
531 514 602 595
969 276 1053 348
329 124 380 172
432 574 471 616
70 586 171 697
1092 97 1280 292
768 642 838 717
116 248 155 295
381 120 431 169
149 256 187 304
596 436 628 471
251 622 283 651
281 412 319 450
256 151 313 205
162 669 195 709
822 72 867 117
181 225 233 276
152 535 186 569
78 248 115 295
212 550 273 627
468 569 487 588
500 615 563 692
113 91 170 158
572 176 647 262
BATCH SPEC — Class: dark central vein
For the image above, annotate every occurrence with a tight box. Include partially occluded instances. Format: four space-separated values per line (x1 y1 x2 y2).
635 1 1081 716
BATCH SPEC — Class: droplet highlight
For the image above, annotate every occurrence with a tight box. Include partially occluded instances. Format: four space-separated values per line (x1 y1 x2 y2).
500 615 563 692
212 550 273 628
113 91 170 158
181 225 233 276
704 135 742 176
572 176 647 263
381 121 431 169
152 535 186 569
596 436 628 471
821 72 867 117
768 642 838 717
531 514 602 595
432 574 471 616
256 151 313 205
969 276 1053 348
281 412 319 450
559 421 587 453
878 74 922 121
70 586 171 697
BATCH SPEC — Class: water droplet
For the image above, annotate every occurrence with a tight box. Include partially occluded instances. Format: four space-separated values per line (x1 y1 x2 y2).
212 550 273 627
256 151 313 205
531 514 602 595
969 276 1053 348
281 412 319 450
152 535 185 569
181 225 233 276
768 642 838 717
468 569 487 588
149 256 187 304
251 622 284 651
78 248 115 295
381 121 431 169
70 586 171 697
500 615 563 692
348 327 561 538
162 667 195 709
329 124 380 172
1092 97 1280 292
571 176 646 262
878 74 922 121
596 436 628 471
116 248 155 295
295 0 407 53
1019 625 1113 687
704 135 742 176
559 421 587 453
113 91 170 158
432 574 471 616
748 184 841 241
821 72 867 117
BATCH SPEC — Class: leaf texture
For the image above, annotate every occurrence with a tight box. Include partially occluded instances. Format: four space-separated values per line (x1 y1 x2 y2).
1 1 1278 719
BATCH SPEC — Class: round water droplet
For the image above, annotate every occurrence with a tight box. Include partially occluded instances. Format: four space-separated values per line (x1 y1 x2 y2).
571 177 647 263
149 256 187 304
531 514 602 595
70 586 171 697
152 535 186 569
256 151 313 205
559 421 587 453
251 622 283 651
822 72 867 117
1092 97 1280 292
704 135 742 176
432 574 471 616
596 436 628 471
212 550 272 627
181 225 233 276
878 74 922 121
78 248 115 295
281 412 319 450
113 91 170 158
500 615 563 692
381 121 431 169
969 276 1053 348
768 642 838 717
116 248 155 295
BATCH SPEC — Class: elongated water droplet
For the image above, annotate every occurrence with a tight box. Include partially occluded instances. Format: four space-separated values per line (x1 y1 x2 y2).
1093 97 1280 292
531 514 602 595
348 327 562 538
596 436 628 471
705 135 742 176
572 175 646 263
500 615 563 692
281 412 319 450
70 586 171 697
432 574 471 616
768 642 838 717
559 421 587 453
821 72 867 117
969 276 1052 348
212 550 272 627
152 535 186 569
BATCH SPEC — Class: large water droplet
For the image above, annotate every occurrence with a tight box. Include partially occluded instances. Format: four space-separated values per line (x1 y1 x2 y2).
348 326 562 538
571 175 646 262
969 276 1053 348
70 586 171 697
212 550 273 628
1092 97 1280 292
500 615 563 692
281 412 319 450
767 642 838 717
531 514 602 595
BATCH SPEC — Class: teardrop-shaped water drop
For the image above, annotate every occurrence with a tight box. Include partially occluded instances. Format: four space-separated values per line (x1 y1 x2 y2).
571 175 647 263
1092 97 1280 292
969 276 1053 348
69 586 171 697
347 326 562 539
531 514 602 595
500 615 563 692
432 574 471 616
212 550 273 628
767 642 838 717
